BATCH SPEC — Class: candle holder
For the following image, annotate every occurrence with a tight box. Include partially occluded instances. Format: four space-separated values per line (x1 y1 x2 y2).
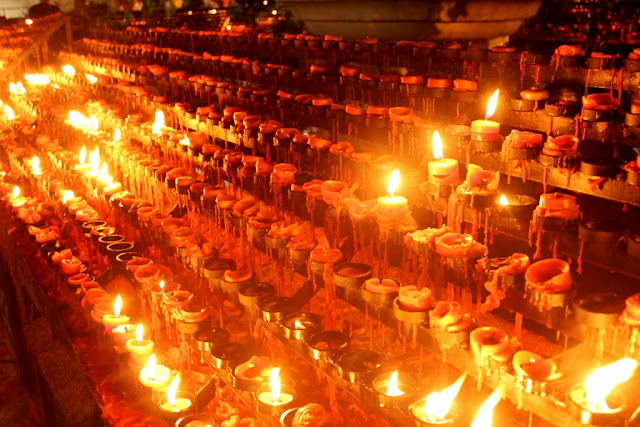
203 258 236 289
305 330 349 361
219 271 253 293
567 385 625 426
409 397 460 426
176 413 217 427
238 282 275 313
512 351 559 396
210 342 251 370
157 391 196 424
193 328 229 364
371 371 418 408
258 296 297 322
333 262 373 297
580 157 623 179
255 383 296 416
281 312 321 340
361 279 399 306
335 349 382 383
494 195 536 219
393 298 430 324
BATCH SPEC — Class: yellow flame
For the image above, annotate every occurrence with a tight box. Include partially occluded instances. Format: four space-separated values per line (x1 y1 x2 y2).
485 89 499 120
499 195 508 206
136 324 144 345
85 74 97 84
24 73 50 85
62 65 76 76
32 155 41 175
98 163 113 185
424 374 466 422
89 147 100 176
167 373 180 407
159 280 165 290
272 9 277 15
146 354 156 370
69 111 88 129
387 170 400 198
114 128 121 143
5 105 15 120
471 387 502 427
152 110 164 135
386 371 404 396
432 130 443 160
209 8 217 14
62 190 74 203
270 368 281 403
294 320 304 329
25 18 33 25
226 24 231 31
584 358 637 412
90 115 99 131
114 294 122 317
179 135 190 147
9 82 17 94
12 185 20 198
17 82 25 94
79 146 86 164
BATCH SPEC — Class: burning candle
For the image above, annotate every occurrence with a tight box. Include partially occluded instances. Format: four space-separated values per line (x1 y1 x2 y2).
102 295 130 335
471 387 502 427
568 358 637 424
74 146 90 174
376 170 413 229
9 185 25 208
62 64 76 76
139 354 172 390
125 324 155 366
31 155 42 176
372 370 416 407
158 374 195 422
494 194 536 219
410 374 466 425
427 131 459 186
256 368 296 415
471 89 500 139
4 105 15 120
152 110 165 135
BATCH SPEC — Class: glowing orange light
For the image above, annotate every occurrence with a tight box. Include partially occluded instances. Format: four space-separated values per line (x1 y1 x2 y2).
499 195 508 206
432 130 443 160
386 371 404 397
387 170 400 198
5 105 15 120
167 374 180 407
152 110 164 135
471 388 502 427
25 19 33 25
485 89 499 120
32 155 41 175
424 374 466 422
584 358 637 412
12 185 20 198
62 65 76 76
114 294 122 317
136 324 144 345
85 74 97 84
270 368 281 403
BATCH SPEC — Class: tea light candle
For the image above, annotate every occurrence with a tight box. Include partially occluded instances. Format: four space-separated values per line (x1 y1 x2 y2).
74 146 91 174
138 354 172 390
377 170 408 210
111 323 135 348
256 368 296 415
410 374 465 425
126 324 154 366
471 89 501 139
428 131 459 186
9 185 25 208
158 374 193 415
372 370 417 408
102 295 131 335
494 194 536 219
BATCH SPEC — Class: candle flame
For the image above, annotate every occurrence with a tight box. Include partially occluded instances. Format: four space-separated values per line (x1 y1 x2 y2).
152 110 165 135
5 105 15 120
270 368 281 403
69 111 88 129
471 387 502 427
62 190 74 204
9 82 17 94
294 320 304 329
114 294 122 317
386 371 404 396
499 195 508 206
159 280 165 290
85 74 98 84
114 128 121 143
90 115 99 131
98 163 113 185
24 73 50 85
146 354 156 370
32 155 41 175
424 374 466 421
387 169 400 198
25 18 33 25
432 130 443 160
584 358 637 412
136 323 144 345
12 185 20 198
79 146 86 164
62 65 76 76
179 135 190 147
167 373 180 407
485 89 499 120
89 147 100 176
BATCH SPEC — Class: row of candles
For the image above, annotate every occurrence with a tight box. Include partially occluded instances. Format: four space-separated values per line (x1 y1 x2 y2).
6 63 640 425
